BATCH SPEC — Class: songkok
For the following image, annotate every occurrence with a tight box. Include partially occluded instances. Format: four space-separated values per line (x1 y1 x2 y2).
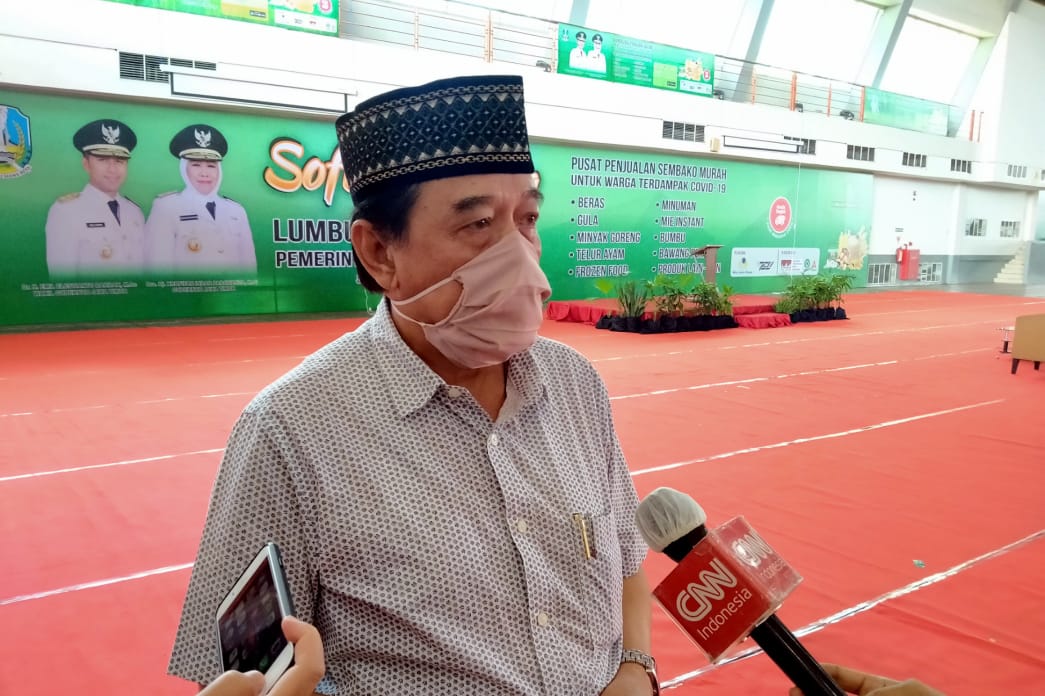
336 74 534 204
73 119 137 158
169 124 229 161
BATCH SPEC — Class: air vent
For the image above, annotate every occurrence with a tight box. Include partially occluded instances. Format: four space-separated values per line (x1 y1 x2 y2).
784 136 816 155
846 145 875 162
145 55 169 83
902 152 926 168
118 51 216 83
119 52 145 80
662 120 705 143
1006 164 1028 178
950 158 972 174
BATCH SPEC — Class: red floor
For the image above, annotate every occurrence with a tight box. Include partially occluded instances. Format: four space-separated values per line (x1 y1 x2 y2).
0 290 1043 695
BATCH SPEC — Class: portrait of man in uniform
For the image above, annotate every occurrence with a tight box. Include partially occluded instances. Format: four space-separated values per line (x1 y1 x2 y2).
145 124 257 276
45 119 145 279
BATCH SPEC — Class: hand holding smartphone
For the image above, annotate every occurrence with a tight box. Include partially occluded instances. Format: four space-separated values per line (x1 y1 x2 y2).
216 543 296 694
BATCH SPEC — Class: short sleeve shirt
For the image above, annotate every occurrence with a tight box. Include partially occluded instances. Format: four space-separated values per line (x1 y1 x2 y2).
167 300 647 695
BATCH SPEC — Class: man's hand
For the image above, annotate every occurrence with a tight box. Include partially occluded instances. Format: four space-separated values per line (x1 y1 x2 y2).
789 664 944 696
200 617 325 696
600 661 656 696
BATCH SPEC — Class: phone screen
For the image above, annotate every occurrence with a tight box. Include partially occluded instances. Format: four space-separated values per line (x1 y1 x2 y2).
218 557 289 673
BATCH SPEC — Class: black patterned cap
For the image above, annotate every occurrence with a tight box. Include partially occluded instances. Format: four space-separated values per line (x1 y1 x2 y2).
74 119 137 158
169 124 229 161
336 75 534 203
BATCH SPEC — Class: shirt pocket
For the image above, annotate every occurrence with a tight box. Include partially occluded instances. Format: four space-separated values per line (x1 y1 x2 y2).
582 509 624 652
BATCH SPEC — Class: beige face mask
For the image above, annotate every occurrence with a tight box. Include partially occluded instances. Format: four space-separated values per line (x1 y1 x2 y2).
391 233 552 369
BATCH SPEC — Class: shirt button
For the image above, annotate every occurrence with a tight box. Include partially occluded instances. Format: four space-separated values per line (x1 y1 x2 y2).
516 519 528 533
489 433 499 446
536 612 550 627
447 386 463 399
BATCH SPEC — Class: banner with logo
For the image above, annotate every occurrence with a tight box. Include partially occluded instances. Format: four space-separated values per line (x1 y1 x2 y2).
0 89 871 327
556 23 715 97
103 0 339 36
535 147 873 300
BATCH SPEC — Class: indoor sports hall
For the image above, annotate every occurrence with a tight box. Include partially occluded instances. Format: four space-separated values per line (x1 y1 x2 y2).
2 1 1044 695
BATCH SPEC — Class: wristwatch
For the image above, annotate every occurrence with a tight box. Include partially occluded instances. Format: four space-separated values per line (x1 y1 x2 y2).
620 649 660 695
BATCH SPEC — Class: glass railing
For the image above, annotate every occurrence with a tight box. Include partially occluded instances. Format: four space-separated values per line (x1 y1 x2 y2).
341 0 967 139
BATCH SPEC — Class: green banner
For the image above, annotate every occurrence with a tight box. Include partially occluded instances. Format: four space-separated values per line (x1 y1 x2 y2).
863 88 950 137
0 89 364 327
0 89 871 327
533 147 873 298
104 0 339 35
557 23 714 97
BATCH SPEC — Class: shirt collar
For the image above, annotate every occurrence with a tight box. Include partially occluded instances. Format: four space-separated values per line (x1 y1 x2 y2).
367 298 548 419
83 183 118 203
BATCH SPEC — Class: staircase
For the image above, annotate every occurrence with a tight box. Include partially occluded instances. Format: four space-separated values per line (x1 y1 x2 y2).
995 242 1030 284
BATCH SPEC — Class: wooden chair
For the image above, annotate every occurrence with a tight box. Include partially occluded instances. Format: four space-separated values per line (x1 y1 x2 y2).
1011 314 1045 374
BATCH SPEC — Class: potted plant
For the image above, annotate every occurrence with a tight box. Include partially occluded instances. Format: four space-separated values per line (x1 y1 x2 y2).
611 279 649 332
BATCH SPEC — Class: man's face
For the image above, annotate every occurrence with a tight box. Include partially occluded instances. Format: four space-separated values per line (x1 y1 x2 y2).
82 154 128 197
186 160 220 195
576 35 586 48
387 173 543 324
591 38 602 55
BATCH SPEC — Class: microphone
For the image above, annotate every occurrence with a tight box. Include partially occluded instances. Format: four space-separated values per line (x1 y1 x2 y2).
637 487 844 696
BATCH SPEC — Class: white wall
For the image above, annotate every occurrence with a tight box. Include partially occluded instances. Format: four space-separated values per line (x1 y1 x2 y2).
970 2 1045 171
870 177 960 255
911 0 1011 36
957 185 1033 255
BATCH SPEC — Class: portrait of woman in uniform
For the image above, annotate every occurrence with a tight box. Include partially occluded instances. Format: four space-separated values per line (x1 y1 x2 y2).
145 124 257 276
45 119 146 279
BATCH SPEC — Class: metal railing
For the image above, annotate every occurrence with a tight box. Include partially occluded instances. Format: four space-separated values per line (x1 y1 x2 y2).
340 0 966 139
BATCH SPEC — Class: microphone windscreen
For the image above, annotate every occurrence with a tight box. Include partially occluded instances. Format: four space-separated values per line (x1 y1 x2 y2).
636 487 706 552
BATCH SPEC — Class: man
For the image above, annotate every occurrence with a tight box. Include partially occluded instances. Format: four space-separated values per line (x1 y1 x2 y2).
569 29 590 69
168 75 657 695
145 123 256 275
45 119 145 278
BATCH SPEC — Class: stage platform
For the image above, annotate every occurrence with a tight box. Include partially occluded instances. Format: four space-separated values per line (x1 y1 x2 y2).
546 296 792 329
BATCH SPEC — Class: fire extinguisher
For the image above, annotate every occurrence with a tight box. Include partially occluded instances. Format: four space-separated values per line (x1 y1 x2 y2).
896 247 904 264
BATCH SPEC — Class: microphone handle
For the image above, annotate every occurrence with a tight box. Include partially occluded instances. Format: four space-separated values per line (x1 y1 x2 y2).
750 615 845 696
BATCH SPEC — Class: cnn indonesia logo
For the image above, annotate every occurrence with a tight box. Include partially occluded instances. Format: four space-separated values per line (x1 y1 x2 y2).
670 532 789 645
676 558 749 624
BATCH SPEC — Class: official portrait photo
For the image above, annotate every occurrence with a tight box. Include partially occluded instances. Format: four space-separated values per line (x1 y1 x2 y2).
45 119 146 279
145 123 257 276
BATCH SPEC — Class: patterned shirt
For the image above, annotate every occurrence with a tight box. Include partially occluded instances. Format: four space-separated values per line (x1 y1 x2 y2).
168 299 647 695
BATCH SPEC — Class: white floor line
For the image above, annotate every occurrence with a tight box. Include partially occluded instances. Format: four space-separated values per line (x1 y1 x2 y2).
630 399 1004 477
0 449 225 483
0 392 255 418
590 319 999 363
661 528 1045 689
611 349 986 402
0 563 194 607
207 333 311 343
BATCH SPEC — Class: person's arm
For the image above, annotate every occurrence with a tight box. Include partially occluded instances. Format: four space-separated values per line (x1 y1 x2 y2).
621 568 653 655
168 408 320 687
599 568 655 695
789 664 945 696
608 569 656 695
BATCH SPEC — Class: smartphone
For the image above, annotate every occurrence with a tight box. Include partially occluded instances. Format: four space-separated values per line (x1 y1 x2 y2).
215 542 296 693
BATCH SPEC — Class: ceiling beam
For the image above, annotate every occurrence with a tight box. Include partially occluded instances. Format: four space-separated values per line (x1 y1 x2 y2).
855 0 913 88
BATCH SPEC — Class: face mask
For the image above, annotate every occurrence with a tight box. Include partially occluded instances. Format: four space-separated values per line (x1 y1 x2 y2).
390 233 552 369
